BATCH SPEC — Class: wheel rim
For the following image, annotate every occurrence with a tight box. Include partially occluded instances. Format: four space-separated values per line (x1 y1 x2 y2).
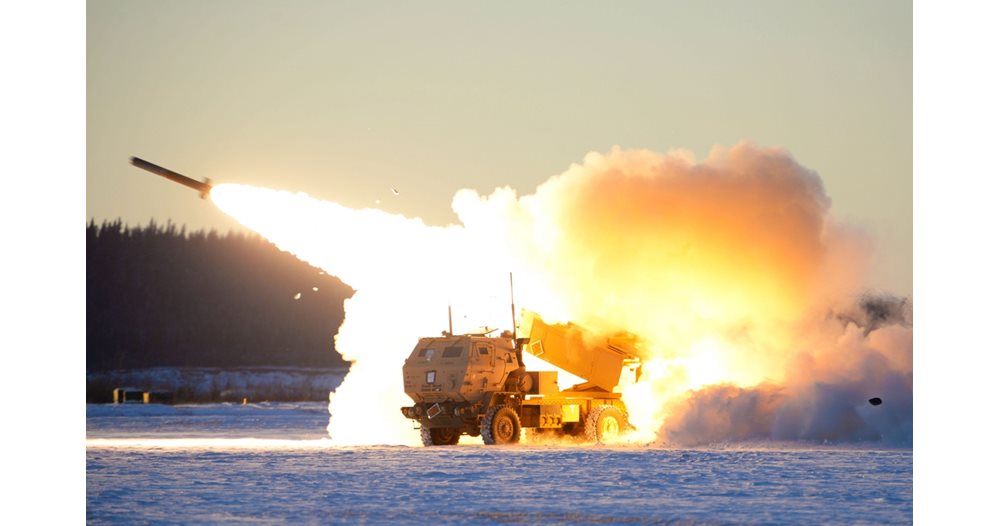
601 415 620 437
496 417 514 442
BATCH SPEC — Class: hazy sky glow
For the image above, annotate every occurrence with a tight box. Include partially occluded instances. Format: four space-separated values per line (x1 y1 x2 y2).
87 0 911 294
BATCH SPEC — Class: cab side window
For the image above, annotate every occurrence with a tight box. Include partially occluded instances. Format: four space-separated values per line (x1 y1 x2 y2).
476 344 493 364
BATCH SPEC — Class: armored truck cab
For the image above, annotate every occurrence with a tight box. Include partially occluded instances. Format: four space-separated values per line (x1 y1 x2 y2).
402 335 520 405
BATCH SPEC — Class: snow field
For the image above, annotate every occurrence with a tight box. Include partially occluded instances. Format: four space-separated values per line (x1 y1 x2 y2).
87 402 911 524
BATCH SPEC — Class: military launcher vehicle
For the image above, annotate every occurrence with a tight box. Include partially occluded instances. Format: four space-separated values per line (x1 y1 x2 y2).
401 312 642 446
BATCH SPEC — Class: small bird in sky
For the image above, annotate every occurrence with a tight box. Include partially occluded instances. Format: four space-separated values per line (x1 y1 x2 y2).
391 188 400 195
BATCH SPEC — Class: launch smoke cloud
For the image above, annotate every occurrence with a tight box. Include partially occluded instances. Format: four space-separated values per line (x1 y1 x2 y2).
211 142 912 446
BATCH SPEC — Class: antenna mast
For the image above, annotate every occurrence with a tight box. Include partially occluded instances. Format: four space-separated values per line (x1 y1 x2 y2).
509 272 517 338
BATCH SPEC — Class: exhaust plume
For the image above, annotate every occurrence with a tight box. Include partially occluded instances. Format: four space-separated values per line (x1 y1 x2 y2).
664 297 912 446
210 141 911 446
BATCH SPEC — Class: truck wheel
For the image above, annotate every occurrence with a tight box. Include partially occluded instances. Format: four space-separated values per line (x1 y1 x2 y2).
585 405 626 443
480 406 521 445
420 425 461 446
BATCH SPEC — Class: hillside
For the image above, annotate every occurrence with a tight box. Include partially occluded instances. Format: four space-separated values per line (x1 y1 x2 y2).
87 219 353 371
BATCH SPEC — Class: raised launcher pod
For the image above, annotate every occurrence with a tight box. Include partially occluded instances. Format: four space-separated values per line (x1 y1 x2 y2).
130 157 213 199
522 312 641 393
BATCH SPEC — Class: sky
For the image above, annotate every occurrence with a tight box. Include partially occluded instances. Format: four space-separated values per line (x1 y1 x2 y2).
87 0 912 295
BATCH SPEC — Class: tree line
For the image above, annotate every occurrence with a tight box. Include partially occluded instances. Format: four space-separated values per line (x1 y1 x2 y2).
87 219 353 371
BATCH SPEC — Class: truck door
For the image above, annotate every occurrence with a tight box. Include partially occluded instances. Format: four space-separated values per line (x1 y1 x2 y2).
470 342 494 388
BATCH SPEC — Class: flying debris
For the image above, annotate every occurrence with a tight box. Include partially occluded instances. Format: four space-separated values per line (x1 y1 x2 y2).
868 397 883 406
130 157 213 199
391 188 400 195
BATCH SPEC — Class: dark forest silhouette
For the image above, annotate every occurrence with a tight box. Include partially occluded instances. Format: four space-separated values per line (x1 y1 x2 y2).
87 219 353 371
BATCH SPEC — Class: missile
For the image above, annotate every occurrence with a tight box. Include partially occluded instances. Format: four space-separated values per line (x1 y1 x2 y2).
130 157 213 199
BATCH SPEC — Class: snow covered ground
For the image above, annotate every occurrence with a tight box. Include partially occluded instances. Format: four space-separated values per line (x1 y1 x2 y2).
87 367 347 403
87 402 912 525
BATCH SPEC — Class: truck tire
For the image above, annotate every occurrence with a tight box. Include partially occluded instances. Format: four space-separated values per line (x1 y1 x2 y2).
480 406 521 445
420 425 461 446
585 405 626 443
